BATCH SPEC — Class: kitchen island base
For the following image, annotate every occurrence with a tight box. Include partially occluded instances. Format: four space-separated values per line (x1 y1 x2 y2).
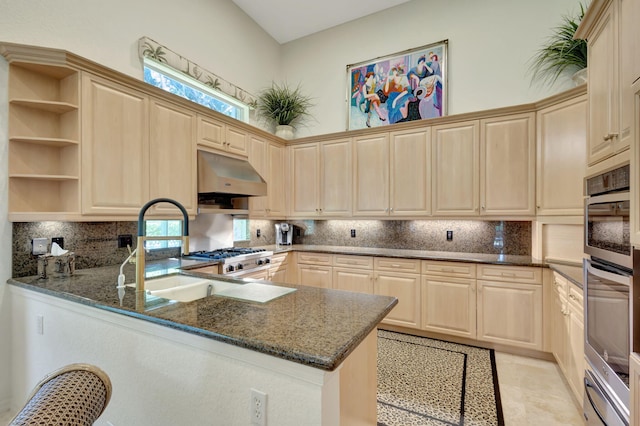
7 286 377 425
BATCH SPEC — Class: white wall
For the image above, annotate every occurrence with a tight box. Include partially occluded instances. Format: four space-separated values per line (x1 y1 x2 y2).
0 54 11 414
0 0 281 99
281 0 581 137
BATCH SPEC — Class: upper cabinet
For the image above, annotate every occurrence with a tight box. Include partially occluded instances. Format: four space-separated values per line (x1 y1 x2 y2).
576 0 630 167
7 62 81 220
536 93 587 216
480 113 536 216
290 138 352 218
248 135 287 219
353 128 431 217
432 120 480 215
197 115 248 157
81 73 150 216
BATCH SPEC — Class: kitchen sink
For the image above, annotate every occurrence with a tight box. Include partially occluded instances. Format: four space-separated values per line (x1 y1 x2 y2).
127 274 296 303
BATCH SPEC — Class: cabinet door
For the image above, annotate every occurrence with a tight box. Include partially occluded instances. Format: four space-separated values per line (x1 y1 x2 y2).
567 303 585 402
536 95 587 215
290 143 320 217
432 121 479 215
81 74 149 215
149 98 197 216
267 142 286 217
269 267 288 284
298 265 332 288
248 135 268 217
225 124 248 157
553 291 569 377
476 280 543 350
587 0 620 165
390 128 431 216
422 276 476 339
353 133 389 216
333 267 374 294
480 113 535 215
374 271 421 328
320 138 352 216
197 115 225 151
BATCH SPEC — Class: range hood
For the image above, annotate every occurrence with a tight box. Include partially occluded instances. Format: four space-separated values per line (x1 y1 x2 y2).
197 150 267 214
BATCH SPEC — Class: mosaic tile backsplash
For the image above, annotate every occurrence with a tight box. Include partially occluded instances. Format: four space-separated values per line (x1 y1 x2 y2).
13 219 530 277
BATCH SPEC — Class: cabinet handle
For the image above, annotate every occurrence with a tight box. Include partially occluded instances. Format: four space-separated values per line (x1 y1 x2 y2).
390 207 394 212
501 272 516 277
569 293 578 301
481 205 486 210
603 133 618 141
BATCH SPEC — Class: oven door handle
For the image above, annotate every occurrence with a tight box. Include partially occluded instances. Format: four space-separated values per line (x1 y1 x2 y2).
584 376 609 425
586 261 632 287
587 191 630 205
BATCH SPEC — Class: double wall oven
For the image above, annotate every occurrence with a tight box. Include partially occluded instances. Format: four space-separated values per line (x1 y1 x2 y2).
584 164 633 425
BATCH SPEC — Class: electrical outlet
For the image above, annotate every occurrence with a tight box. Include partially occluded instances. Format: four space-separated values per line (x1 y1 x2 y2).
250 388 267 426
36 315 44 335
118 234 133 248
32 238 48 255
446 230 453 241
351 229 356 238
257 229 261 238
52 237 64 249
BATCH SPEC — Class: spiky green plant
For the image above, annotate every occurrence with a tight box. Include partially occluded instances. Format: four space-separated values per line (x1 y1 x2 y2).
256 82 313 128
528 3 588 86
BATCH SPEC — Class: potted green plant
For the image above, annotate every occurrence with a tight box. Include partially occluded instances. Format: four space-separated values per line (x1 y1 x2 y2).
256 82 313 139
528 3 588 86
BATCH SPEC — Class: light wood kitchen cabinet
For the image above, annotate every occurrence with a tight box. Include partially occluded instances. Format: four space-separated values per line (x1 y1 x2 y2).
551 272 584 405
268 252 289 283
7 62 81 219
632 78 640 246
536 93 587 215
390 128 431 216
197 114 248 157
248 135 286 218
432 120 480 215
81 73 150 216
290 138 352 217
297 252 333 288
148 98 197 216
476 264 543 350
374 258 421 328
421 260 477 338
333 255 374 294
353 133 389 216
480 113 535 215
577 0 629 166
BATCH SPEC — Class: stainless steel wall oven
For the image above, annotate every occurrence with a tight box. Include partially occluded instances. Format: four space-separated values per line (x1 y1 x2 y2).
584 164 632 425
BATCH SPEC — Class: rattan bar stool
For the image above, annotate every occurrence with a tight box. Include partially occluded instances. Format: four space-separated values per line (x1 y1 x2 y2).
10 363 112 426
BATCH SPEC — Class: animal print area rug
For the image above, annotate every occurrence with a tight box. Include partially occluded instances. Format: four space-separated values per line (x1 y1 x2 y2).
377 330 505 426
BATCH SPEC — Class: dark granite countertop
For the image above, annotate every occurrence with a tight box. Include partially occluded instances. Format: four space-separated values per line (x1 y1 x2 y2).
267 244 545 267
547 262 584 288
8 258 397 371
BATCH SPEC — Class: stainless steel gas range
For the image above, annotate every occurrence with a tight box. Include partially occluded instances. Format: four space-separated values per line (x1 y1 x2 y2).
187 248 273 277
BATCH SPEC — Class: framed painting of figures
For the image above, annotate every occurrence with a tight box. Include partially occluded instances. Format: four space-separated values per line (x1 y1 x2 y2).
347 40 447 130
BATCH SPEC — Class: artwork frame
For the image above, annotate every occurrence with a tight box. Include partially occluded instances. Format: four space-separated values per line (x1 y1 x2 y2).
347 40 447 130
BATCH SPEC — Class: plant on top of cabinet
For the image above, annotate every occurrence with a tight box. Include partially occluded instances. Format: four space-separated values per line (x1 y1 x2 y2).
528 3 587 87
255 82 313 139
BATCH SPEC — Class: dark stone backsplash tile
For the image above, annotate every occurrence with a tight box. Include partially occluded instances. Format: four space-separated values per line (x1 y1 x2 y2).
12 222 179 277
243 219 531 255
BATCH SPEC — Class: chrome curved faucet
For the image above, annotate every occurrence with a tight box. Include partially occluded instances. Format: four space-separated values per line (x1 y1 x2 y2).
135 198 190 294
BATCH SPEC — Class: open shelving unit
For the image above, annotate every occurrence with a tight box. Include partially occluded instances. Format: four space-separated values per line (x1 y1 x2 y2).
8 62 81 219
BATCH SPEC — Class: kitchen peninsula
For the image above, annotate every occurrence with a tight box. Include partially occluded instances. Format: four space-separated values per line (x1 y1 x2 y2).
7 258 396 426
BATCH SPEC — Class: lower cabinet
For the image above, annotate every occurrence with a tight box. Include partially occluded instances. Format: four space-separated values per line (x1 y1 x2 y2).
551 272 584 405
422 276 476 339
374 272 421 328
268 253 289 283
333 268 374 294
298 265 332 288
476 280 543 350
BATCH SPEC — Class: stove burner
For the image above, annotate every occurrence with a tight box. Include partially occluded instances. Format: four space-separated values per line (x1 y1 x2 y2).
188 248 266 260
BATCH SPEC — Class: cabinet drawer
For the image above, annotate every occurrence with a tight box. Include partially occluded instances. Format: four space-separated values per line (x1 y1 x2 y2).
189 265 220 275
270 253 289 267
297 252 333 266
374 257 421 273
421 260 476 278
477 264 542 284
567 284 583 314
553 273 568 296
333 254 374 270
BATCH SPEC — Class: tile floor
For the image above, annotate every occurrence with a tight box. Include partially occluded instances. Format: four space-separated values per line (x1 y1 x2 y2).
496 352 584 425
0 353 585 425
